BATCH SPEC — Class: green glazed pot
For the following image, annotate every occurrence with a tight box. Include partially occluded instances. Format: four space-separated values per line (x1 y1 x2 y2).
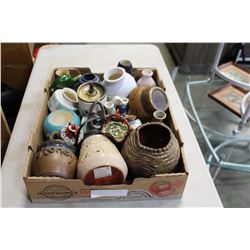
53 74 76 91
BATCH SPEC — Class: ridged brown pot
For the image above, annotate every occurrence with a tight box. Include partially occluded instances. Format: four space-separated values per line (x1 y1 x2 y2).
129 86 169 122
121 122 180 177
32 140 78 179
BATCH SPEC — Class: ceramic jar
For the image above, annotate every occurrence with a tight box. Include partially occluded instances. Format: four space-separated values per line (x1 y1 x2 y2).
117 59 133 75
121 122 180 177
102 113 131 143
77 134 128 185
137 69 156 87
43 109 80 138
129 86 169 122
32 139 78 179
48 88 79 113
77 82 107 117
103 67 137 99
52 74 76 91
73 73 100 91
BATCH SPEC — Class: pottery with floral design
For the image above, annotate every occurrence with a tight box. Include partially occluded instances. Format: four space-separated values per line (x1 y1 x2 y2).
102 113 131 143
121 122 180 177
32 140 78 179
77 134 128 185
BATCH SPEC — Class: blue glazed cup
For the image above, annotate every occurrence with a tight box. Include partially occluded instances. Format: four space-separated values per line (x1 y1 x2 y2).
43 109 80 138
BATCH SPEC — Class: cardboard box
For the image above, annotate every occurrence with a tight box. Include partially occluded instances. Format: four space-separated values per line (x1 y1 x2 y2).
23 67 188 203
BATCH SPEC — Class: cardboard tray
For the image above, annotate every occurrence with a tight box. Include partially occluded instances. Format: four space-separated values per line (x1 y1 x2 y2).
23 67 189 203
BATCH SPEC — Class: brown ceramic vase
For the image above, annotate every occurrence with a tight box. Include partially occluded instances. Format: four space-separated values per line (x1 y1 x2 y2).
121 122 180 177
32 141 78 179
129 86 168 122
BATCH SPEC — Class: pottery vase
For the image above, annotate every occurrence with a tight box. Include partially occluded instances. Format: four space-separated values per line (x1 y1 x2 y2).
129 86 168 122
137 69 156 87
32 140 78 179
77 134 128 185
43 109 80 138
121 122 180 177
48 88 79 113
103 67 137 99
117 59 133 75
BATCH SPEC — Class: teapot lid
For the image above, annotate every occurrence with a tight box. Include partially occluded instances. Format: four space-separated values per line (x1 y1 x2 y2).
77 82 106 103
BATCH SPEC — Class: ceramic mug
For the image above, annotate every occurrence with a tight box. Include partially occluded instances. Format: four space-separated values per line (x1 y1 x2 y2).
103 67 137 99
48 88 79 113
43 109 80 138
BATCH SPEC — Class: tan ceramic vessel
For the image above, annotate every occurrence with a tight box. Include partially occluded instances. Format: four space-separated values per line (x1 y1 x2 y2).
77 134 128 185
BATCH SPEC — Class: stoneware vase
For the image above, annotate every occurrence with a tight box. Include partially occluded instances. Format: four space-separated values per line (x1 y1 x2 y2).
77 134 128 185
117 59 133 75
32 139 78 179
153 110 167 122
77 82 107 117
103 67 137 99
101 113 131 143
48 88 79 113
73 72 100 91
121 122 180 177
43 109 80 138
137 69 156 87
129 86 169 122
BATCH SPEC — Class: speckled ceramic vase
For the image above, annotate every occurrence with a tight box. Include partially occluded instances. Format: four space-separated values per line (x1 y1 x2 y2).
121 122 180 177
32 140 78 179
77 134 128 185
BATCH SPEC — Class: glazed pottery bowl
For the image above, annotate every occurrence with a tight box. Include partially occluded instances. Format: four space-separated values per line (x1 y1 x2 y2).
121 122 180 177
32 140 78 179
43 109 80 138
103 67 137 99
77 134 128 185
48 88 78 113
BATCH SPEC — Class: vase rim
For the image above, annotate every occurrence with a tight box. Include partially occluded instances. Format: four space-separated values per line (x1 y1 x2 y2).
104 67 125 84
135 122 173 152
